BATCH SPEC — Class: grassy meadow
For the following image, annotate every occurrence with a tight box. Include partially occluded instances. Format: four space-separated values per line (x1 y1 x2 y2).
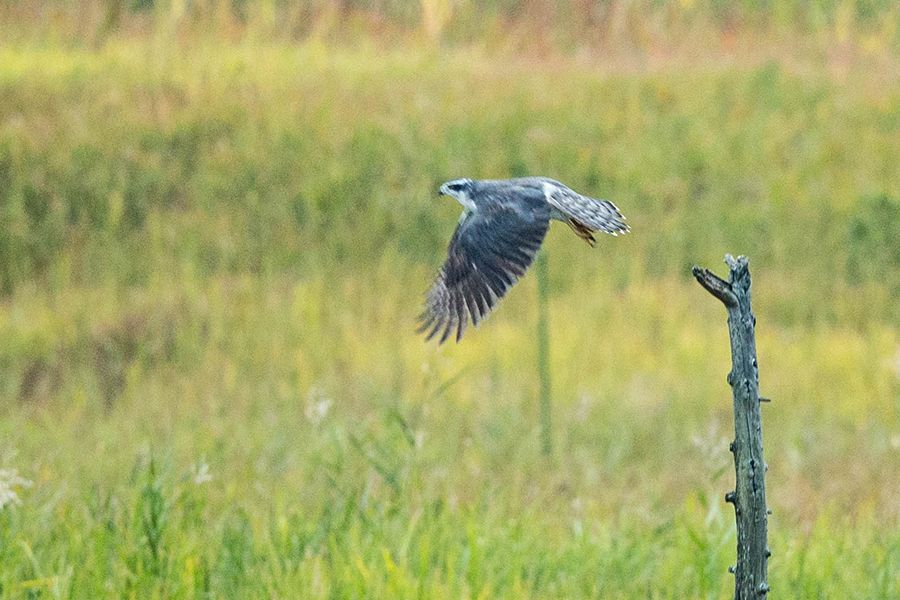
0 4 899 598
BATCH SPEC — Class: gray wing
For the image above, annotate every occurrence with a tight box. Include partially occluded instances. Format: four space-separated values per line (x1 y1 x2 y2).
541 179 629 235
419 200 551 343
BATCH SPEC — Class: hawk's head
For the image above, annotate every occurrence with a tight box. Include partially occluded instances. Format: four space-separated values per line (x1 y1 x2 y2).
439 178 475 210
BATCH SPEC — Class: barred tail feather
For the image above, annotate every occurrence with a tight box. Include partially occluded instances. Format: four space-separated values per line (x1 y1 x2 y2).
541 180 629 237
576 197 629 236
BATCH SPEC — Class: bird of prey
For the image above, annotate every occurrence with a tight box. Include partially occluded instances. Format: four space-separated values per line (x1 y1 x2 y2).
419 177 628 343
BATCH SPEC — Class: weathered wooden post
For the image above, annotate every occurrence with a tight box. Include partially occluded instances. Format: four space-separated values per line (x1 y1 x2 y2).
692 255 770 598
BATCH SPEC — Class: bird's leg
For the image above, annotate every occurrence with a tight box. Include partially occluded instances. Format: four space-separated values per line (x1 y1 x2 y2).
565 219 596 247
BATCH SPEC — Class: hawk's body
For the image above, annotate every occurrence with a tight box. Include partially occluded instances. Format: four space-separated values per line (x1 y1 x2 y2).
419 177 628 343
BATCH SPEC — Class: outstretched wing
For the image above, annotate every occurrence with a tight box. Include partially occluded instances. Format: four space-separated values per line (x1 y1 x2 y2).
541 179 629 235
419 200 551 343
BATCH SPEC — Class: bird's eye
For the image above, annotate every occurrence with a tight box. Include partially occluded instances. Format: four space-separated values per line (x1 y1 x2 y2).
448 183 463 192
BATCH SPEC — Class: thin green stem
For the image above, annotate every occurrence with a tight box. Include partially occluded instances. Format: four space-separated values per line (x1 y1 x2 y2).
536 250 552 457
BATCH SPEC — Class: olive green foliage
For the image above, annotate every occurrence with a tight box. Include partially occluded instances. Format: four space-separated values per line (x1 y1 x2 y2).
0 14 898 599
4 0 900 45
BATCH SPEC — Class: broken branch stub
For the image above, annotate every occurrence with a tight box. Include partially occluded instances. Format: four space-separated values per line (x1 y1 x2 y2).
692 254 770 599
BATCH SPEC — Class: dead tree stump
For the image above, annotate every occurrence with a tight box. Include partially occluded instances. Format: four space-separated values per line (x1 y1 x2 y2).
692 255 770 599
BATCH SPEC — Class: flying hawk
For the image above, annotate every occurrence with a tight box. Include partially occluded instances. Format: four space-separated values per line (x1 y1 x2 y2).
419 177 628 343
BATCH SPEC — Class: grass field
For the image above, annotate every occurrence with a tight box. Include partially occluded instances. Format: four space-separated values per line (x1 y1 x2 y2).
0 6 899 597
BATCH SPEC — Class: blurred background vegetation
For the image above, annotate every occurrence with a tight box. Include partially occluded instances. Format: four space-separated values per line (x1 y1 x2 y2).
2 0 899 47
0 1 898 598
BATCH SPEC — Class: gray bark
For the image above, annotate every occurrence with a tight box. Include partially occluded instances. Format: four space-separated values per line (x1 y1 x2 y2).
692 255 770 599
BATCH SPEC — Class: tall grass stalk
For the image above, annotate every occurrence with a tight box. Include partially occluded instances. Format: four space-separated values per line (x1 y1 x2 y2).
536 250 552 457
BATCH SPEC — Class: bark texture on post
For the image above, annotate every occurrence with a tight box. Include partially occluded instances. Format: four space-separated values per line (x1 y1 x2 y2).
692 255 770 599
